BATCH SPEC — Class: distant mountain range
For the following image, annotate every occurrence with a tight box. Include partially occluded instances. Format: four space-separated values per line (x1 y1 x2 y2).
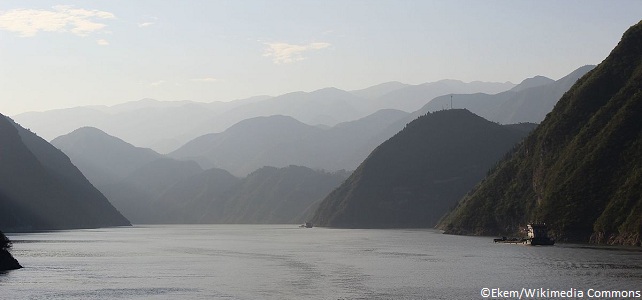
419 65 594 124
52 127 347 224
311 109 533 228
154 165 347 224
168 110 410 176
52 127 163 185
167 67 588 177
13 79 516 153
8 62 603 232
0 114 130 231
438 21 642 246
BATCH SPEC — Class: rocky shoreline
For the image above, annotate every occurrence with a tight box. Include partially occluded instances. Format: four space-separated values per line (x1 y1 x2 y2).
1 231 22 271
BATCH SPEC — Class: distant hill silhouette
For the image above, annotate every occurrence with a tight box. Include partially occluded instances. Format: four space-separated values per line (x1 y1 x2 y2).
0 114 130 231
154 165 347 224
100 158 204 223
370 79 515 112
51 126 346 224
51 127 203 223
14 80 514 153
311 109 531 228
509 75 554 92
52 127 162 185
170 111 409 176
438 21 642 246
349 81 410 99
14 96 269 153
421 66 594 124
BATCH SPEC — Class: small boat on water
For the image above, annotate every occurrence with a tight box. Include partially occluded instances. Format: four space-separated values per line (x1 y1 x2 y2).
299 222 313 228
524 223 555 245
493 223 555 246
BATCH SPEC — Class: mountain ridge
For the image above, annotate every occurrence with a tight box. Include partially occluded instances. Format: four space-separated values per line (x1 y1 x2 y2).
311 109 531 228
437 21 642 246
0 114 130 231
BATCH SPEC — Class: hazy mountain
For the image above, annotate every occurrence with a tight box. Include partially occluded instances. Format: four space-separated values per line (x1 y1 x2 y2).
311 109 530 228
171 110 410 176
154 165 347 224
190 87 371 138
51 127 162 185
13 80 515 154
350 81 410 99
0 114 130 231
370 79 515 112
152 168 241 223
100 158 203 223
13 97 269 153
320 109 411 171
170 115 324 175
509 75 554 92
438 21 642 246
421 65 594 124
50 127 204 223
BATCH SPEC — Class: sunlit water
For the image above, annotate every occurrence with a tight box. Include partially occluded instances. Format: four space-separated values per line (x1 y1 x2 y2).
2 225 641 299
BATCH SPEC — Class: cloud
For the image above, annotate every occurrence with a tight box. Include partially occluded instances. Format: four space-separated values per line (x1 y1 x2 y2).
0 5 115 37
191 77 217 83
150 80 165 86
263 42 330 64
96 39 109 46
138 22 154 28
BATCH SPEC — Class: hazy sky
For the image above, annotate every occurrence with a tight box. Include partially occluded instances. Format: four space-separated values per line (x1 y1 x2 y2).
1 1 641 116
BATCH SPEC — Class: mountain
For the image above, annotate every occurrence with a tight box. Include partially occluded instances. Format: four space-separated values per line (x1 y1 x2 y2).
151 168 241 223
311 109 530 228
438 21 642 246
154 165 347 224
370 80 515 112
13 97 268 153
170 115 324 175
420 66 594 124
170 110 410 176
350 81 410 99
202 87 369 127
50 127 205 223
509 75 555 92
13 80 515 154
0 114 130 231
51 127 162 185
49 125 344 225
99 158 204 223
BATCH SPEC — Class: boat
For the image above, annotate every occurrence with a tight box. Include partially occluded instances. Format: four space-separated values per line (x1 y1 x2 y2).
524 223 555 245
493 223 555 246
493 236 525 244
299 222 313 228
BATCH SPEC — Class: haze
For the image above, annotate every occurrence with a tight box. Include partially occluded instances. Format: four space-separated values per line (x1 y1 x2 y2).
1 0 641 115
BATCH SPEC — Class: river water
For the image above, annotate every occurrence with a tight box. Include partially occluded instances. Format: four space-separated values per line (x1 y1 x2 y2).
2 225 641 299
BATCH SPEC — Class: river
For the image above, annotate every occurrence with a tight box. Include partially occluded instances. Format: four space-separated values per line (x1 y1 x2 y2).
2 225 641 299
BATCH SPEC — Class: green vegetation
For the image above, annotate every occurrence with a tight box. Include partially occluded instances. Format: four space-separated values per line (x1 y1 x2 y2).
438 21 642 246
311 109 530 228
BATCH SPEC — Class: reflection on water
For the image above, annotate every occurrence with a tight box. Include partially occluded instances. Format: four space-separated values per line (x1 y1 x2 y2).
1 225 641 299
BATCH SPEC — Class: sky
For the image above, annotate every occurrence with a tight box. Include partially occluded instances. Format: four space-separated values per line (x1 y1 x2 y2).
1 1 641 116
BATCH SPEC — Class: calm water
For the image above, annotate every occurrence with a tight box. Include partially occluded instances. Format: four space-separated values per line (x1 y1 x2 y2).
2 225 641 299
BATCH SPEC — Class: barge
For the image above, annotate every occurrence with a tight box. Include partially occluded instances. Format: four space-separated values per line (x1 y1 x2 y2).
494 223 555 246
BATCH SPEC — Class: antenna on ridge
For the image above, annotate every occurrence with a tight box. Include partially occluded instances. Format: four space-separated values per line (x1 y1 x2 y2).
450 94 453 110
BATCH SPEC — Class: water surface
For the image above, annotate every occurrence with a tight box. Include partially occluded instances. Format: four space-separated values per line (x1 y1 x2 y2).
2 225 641 299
